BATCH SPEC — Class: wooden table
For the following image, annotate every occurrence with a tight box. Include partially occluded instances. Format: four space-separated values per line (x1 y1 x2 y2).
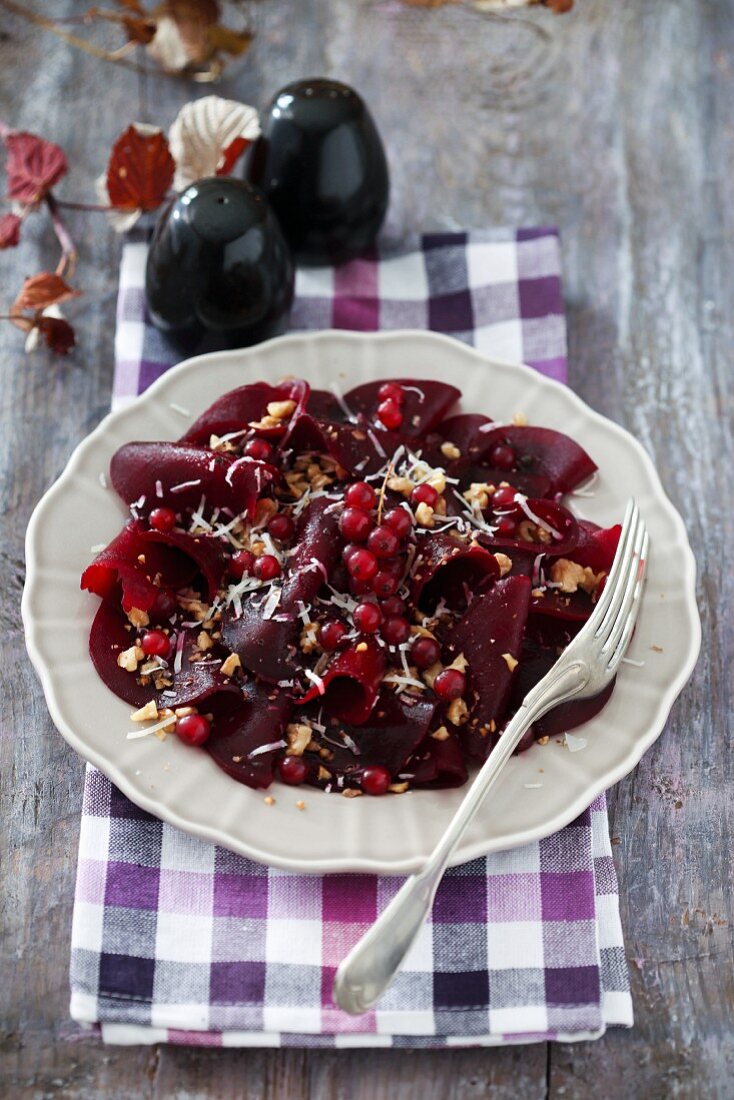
1 2 731 1096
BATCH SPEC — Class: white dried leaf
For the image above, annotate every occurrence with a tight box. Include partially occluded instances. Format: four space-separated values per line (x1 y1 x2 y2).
169 96 261 191
147 15 190 74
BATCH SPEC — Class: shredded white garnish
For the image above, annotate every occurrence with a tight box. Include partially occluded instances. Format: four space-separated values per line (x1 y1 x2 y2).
330 382 358 423
621 657 646 668
523 782 544 789
98 472 108 489
173 630 186 674
170 479 201 494
564 733 588 752
514 494 562 539
90 543 106 553
261 585 282 620
366 428 387 458
304 668 326 695
248 739 286 759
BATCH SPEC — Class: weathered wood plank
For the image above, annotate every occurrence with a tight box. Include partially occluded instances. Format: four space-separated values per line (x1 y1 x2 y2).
1 0 731 1096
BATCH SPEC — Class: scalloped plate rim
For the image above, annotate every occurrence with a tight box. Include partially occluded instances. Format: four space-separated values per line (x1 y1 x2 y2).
22 329 701 874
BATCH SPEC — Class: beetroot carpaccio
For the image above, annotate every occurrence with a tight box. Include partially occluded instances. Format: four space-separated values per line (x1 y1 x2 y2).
82 378 620 797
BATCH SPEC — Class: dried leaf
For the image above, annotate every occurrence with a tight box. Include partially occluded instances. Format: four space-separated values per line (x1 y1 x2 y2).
206 22 253 58
148 0 219 70
122 14 157 44
38 313 76 356
4 131 68 205
115 0 146 11
147 14 191 71
169 96 260 191
106 124 175 214
0 212 21 248
13 272 78 313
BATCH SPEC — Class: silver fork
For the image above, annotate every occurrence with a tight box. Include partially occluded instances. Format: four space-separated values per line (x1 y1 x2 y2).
334 498 649 1015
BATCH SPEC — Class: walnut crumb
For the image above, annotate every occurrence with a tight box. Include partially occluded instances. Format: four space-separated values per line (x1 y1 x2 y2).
299 622 320 654
463 482 495 511
415 501 435 527
447 697 470 726
342 788 363 798
422 661 443 689
197 631 214 651
295 799 306 811
264 796 276 806
130 700 158 722
386 475 413 496
531 587 546 598
286 723 312 757
440 441 461 460
267 399 297 420
389 782 409 794
317 765 332 782
431 725 450 742
355 641 368 653
502 652 518 672
117 644 144 672
127 606 150 628
550 558 603 594
513 412 528 426
220 652 241 678
174 706 196 718
537 735 550 746
494 553 513 577
447 652 468 673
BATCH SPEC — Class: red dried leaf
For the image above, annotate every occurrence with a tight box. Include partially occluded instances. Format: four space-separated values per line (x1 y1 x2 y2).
4 131 68 204
13 272 78 313
0 212 21 248
37 315 76 356
106 125 175 213
216 136 248 176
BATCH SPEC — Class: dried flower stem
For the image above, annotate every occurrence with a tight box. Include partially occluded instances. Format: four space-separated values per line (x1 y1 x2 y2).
45 194 78 280
0 0 180 80
54 200 112 213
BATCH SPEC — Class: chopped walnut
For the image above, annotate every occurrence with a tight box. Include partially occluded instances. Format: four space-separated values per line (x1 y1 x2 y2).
447 697 470 726
386 475 414 496
197 631 214 651
267 399 297 420
440 441 461 460
494 552 513 577
296 799 306 810
252 497 278 527
531 587 546 598
127 607 149 629
130 700 158 722
284 471 308 498
426 470 446 494
389 781 409 794
174 706 196 718
550 558 604 595
463 482 495 511
317 765 332 782
286 724 312 756
264 796 276 806
537 735 550 746
431 725 451 741
176 592 210 621
517 519 552 545
249 415 281 430
355 641 368 653
220 652 241 678
342 788 363 798
209 434 235 453
415 501 435 527
512 412 528 426
299 622 321 654
117 644 144 672
502 652 518 672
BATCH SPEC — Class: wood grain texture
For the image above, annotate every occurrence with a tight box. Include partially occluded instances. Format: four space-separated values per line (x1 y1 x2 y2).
1 0 731 1097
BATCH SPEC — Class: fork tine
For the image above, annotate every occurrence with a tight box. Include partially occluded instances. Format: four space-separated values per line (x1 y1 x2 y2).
606 530 649 673
601 520 648 656
589 500 640 636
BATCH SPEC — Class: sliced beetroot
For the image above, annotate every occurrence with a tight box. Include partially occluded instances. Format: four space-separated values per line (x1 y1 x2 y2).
407 733 468 789
457 464 552 502
205 680 293 790
572 522 621 573
281 496 343 607
474 425 597 495
343 379 460 438
110 442 276 518
142 527 227 601
424 413 493 464
298 641 386 725
287 412 397 476
482 498 579 556
222 497 343 683
81 522 197 613
89 602 241 711
509 617 615 742
411 533 499 612
301 691 438 786
180 379 310 446
222 602 299 684
443 575 531 761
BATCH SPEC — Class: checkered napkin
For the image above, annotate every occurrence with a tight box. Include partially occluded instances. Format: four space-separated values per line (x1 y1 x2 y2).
70 229 632 1046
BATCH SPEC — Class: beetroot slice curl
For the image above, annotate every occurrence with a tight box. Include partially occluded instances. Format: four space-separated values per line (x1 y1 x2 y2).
411 533 499 612
180 379 310 447
110 441 276 518
205 680 294 790
298 640 386 725
443 575 532 761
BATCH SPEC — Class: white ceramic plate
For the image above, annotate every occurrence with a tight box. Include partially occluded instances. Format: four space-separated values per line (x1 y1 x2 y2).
23 330 700 874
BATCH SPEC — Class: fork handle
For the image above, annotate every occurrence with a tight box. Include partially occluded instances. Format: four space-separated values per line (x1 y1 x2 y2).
333 662 587 1015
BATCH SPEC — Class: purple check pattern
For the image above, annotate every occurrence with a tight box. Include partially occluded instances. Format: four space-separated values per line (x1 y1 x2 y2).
71 229 632 1046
